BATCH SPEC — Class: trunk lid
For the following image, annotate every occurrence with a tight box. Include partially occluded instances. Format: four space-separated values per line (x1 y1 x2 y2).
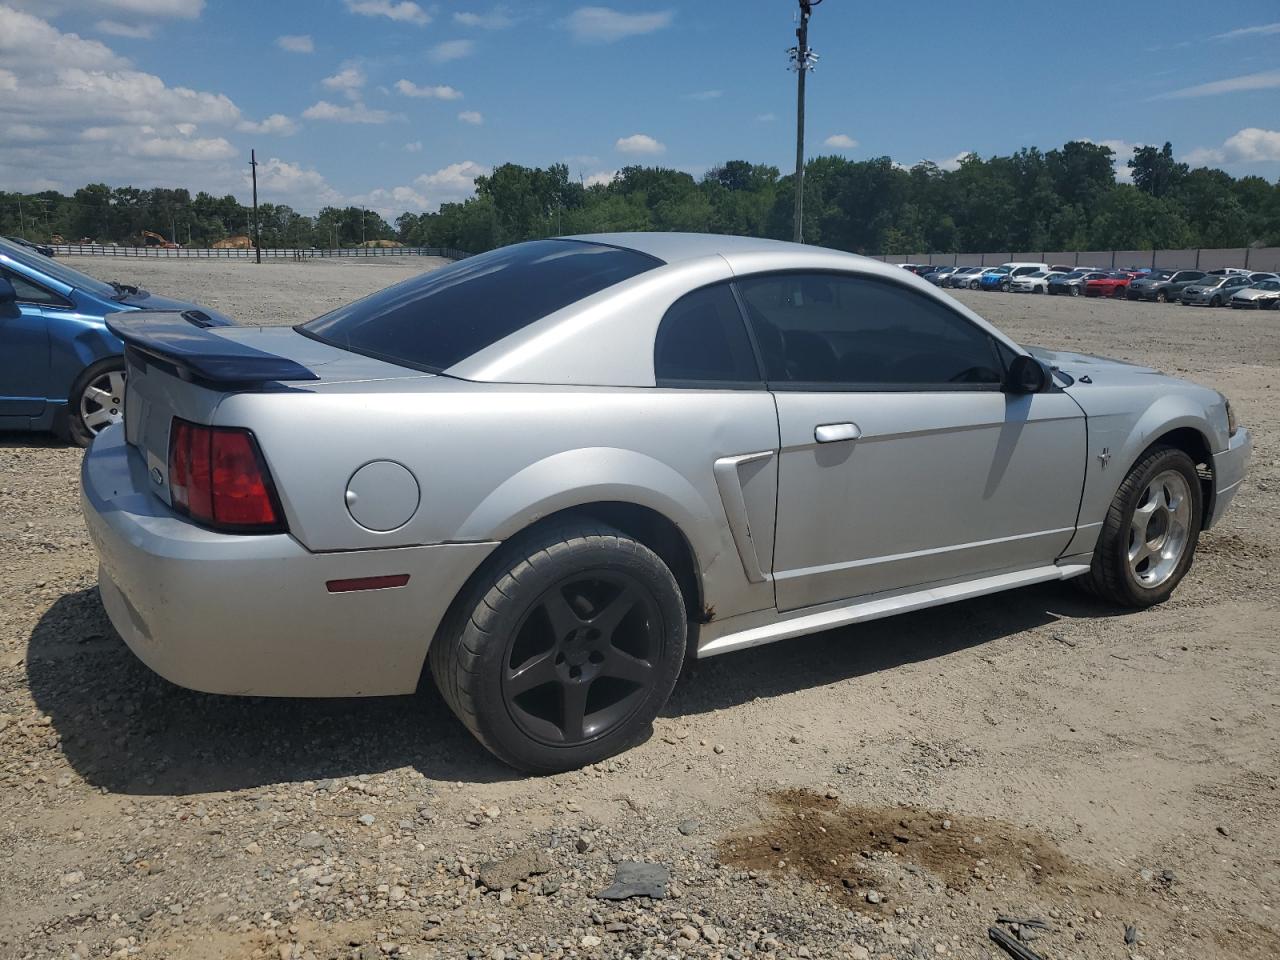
109 312 431 508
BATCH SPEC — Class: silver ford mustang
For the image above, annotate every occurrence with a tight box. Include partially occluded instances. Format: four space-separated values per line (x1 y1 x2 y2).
81 233 1251 772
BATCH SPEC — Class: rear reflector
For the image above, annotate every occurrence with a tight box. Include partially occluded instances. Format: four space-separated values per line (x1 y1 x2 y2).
167 418 285 533
325 574 411 593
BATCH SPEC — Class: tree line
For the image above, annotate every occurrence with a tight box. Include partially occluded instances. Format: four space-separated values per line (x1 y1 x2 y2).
4 142 1278 255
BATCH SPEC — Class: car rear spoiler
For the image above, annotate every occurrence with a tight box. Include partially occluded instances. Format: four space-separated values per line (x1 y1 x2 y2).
106 311 319 387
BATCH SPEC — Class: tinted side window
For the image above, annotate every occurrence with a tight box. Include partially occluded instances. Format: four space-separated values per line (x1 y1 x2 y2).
1 267 66 306
736 272 1003 388
654 284 759 385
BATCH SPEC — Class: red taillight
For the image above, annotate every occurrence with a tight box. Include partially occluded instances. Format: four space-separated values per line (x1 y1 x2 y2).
167 418 284 532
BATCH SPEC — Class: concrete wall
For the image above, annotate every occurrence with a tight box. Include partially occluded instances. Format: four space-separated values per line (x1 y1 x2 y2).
848 247 1280 272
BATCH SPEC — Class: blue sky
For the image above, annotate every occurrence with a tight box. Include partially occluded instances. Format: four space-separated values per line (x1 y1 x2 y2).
2 1 1279 217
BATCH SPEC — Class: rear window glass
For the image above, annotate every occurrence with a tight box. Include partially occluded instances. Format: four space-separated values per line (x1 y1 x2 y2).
300 239 661 372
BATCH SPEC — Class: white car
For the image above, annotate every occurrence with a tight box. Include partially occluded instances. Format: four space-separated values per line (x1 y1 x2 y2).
1011 270 1064 294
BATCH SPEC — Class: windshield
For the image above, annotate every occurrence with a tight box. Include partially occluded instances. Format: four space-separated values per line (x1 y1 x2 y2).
0 237 118 298
301 239 662 373
1257 281 1280 291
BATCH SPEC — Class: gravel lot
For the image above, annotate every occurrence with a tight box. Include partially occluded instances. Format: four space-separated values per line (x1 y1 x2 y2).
1 256 1277 960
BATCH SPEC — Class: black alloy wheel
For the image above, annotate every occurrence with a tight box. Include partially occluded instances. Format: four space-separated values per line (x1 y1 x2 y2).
502 571 663 746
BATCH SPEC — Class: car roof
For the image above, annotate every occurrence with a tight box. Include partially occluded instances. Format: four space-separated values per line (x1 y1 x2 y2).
566 231 813 264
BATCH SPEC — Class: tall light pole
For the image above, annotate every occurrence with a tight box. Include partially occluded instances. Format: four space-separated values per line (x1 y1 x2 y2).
250 149 262 263
789 0 821 243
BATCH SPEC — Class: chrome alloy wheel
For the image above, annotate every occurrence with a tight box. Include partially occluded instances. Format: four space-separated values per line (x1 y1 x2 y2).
501 571 662 746
79 368 127 435
1128 469 1192 588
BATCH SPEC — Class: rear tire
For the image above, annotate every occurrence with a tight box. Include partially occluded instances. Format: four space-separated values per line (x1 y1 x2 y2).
1077 446 1202 608
969 280 979 290
429 522 687 773
66 357 127 447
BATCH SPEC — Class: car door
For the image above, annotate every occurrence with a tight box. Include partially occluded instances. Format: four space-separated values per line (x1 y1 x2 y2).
736 270 1087 612
0 266 57 419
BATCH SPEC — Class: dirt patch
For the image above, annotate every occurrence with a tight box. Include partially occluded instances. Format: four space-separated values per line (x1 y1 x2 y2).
721 789 1280 959
721 788 1075 902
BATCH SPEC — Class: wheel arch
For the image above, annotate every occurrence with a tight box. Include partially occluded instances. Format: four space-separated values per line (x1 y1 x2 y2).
1120 423 1216 527
420 499 706 691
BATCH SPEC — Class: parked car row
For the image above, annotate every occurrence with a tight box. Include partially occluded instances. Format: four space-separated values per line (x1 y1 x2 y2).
900 262 1280 308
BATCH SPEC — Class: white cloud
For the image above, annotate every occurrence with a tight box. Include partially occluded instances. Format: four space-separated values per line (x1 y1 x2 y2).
429 39 474 62
404 140 423 152
322 64 365 100
1223 127 1280 162
95 20 155 39
932 151 972 172
458 110 483 125
565 6 672 43
824 133 857 149
1186 128 1280 167
6 123 49 141
344 0 430 26
301 100 393 124
175 121 196 135
415 160 488 198
237 113 299 136
1084 138 1144 183
1156 69 1280 99
395 79 463 100
276 34 314 53
1213 22 1280 40
251 157 343 206
583 170 618 187
134 135 235 160
755 112 776 123
683 89 721 101
453 8 514 29
615 133 664 155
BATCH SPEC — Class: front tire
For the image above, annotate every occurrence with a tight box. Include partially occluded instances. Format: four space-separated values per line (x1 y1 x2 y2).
1078 446 1202 608
1156 290 1168 303
429 522 687 773
1210 295 1223 308
66 357 126 447
1069 285 1080 297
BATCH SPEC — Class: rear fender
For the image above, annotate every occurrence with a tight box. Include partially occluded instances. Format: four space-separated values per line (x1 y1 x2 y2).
457 446 715 547
455 446 769 620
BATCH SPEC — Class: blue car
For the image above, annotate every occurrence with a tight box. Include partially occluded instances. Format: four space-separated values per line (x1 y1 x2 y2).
978 267 1012 291
0 238 233 445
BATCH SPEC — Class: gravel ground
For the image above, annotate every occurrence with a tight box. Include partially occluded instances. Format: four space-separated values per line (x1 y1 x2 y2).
1 257 1277 960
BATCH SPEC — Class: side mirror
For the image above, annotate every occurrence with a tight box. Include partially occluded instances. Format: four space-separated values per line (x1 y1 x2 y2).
0 277 15 304
1005 354 1049 394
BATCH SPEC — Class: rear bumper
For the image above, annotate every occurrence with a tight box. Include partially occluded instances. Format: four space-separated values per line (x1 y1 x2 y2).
81 425 497 696
1207 427 1251 529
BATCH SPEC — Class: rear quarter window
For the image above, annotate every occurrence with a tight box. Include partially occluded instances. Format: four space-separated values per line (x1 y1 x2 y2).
300 239 661 372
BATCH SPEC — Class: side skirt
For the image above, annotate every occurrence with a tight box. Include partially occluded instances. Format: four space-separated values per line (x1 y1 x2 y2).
695 563 1090 658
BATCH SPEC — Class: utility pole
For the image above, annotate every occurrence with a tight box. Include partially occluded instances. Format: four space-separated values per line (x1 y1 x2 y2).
17 196 24 238
250 149 262 263
789 0 822 243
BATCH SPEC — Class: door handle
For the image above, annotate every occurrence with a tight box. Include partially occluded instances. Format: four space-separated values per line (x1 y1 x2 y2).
814 422 861 443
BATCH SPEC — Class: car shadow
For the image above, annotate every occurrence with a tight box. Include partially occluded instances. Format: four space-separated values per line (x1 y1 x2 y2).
26 587 518 796
665 582 1131 718
28 582 1133 795
0 430 74 449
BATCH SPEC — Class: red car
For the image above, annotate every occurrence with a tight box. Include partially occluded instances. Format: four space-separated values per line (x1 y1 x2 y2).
1084 271 1141 298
